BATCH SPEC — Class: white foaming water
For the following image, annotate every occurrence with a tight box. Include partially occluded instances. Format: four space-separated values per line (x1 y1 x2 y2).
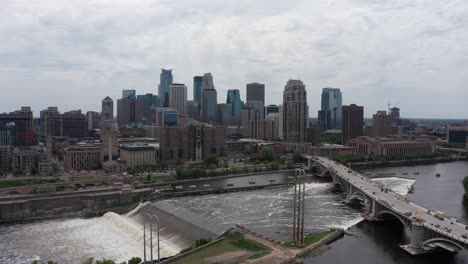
103 211 181 258
371 177 416 195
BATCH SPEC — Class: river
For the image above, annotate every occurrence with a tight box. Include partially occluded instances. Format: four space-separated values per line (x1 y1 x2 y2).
0 162 467 263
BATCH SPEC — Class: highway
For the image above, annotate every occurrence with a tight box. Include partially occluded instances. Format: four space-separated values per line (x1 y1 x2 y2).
312 156 468 247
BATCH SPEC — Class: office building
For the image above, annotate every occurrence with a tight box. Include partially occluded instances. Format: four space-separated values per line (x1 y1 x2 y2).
169 83 188 116
201 89 218 123
155 108 178 127
242 107 258 138
342 104 364 144
63 145 102 171
307 126 321 146
372 111 392 138
117 97 144 127
122 90 136 99
101 96 114 121
193 76 203 105
0 107 36 146
246 83 265 103
40 107 60 137
348 136 435 156
282 80 308 143
226 89 242 120
448 126 468 145
86 111 100 131
318 88 342 131
0 123 15 146
12 147 45 174
99 129 119 161
0 146 10 174
159 69 173 107
120 144 157 166
266 105 280 115
245 101 265 120
186 101 200 120
218 103 232 126
137 93 158 121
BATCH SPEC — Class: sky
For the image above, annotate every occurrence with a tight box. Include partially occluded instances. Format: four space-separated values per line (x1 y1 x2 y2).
1 0 468 119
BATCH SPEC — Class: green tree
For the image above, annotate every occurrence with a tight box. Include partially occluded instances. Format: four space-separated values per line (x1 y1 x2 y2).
96 259 116 264
205 154 219 166
128 257 142 264
292 151 302 163
260 147 274 162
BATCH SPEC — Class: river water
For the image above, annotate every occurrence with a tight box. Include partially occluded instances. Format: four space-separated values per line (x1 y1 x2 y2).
0 162 467 263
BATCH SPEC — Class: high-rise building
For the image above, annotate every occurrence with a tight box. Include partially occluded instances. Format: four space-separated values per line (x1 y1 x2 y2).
266 105 279 115
155 108 178 127
246 83 265 103
40 107 60 137
186 101 200 121
282 80 308 143
117 97 144 127
372 111 392 137
193 76 203 105
122 90 136 99
218 103 232 126
159 69 173 107
245 101 265 119
101 97 114 120
226 89 242 121
318 88 342 131
137 93 158 121
52 110 87 138
0 123 15 146
86 111 100 131
199 73 216 123
169 83 188 116
342 104 364 144
0 107 36 146
202 89 218 123
242 107 257 138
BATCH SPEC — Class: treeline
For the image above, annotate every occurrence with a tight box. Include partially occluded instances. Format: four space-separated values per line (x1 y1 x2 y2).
175 162 293 179
126 163 169 175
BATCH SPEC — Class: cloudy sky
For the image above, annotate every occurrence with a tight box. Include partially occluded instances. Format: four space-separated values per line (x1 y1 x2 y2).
1 0 468 118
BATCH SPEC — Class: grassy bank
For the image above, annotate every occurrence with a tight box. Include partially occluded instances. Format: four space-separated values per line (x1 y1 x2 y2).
172 232 270 264
0 178 60 189
281 230 335 249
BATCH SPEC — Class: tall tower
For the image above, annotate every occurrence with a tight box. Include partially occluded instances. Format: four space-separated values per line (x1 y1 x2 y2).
159 69 173 107
169 83 188 116
246 83 265 103
342 104 364 144
101 96 114 120
282 80 308 143
226 89 242 120
372 111 392 137
200 73 217 123
318 88 342 131
193 76 203 105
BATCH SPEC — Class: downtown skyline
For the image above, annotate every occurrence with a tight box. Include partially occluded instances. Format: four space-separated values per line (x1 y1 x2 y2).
1 0 468 119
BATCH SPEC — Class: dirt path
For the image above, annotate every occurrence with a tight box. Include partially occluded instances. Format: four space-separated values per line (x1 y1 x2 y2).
243 233 295 264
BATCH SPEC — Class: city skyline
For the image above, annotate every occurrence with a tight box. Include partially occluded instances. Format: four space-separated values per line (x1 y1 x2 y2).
1 1 468 119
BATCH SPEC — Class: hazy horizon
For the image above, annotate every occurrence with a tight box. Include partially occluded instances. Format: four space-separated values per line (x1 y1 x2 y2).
1 0 468 119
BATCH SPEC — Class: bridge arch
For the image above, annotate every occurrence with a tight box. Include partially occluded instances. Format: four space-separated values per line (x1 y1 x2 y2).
374 210 410 228
350 190 367 201
422 238 464 251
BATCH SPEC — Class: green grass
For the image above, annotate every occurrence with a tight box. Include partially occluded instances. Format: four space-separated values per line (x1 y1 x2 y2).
0 178 59 188
172 232 270 264
281 230 335 249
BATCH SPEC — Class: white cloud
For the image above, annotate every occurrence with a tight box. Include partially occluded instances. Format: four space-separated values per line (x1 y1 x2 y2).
0 0 467 118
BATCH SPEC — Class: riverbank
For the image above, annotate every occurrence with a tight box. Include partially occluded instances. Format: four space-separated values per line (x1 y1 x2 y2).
349 157 457 168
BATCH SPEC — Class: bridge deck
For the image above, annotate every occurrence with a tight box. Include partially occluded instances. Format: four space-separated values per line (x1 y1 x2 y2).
308 156 468 247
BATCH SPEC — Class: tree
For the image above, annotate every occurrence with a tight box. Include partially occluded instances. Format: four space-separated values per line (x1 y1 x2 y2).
128 257 142 264
292 151 302 163
261 147 274 162
96 259 116 264
205 154 219 167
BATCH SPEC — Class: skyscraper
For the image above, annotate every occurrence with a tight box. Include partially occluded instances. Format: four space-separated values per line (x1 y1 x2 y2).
372 111 392 137
159 69 173 107
117 97 144 126
193 76 203 105
282 80 308 143
226 89 242 120
200 73 217 123
246 83 265 103
101 96 114 120
202 89 218 123
342 104 364 144
245 101 265 119
122 90 136 99
318 88 342 131
169 83 188 116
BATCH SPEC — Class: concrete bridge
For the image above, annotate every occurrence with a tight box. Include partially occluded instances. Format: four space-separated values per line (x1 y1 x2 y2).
306 155 468 255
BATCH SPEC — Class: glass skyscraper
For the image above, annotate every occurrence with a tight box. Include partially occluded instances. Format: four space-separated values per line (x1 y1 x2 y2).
226 89 242 119
319 88 342 131
193 76 203 105
159 69 173 107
